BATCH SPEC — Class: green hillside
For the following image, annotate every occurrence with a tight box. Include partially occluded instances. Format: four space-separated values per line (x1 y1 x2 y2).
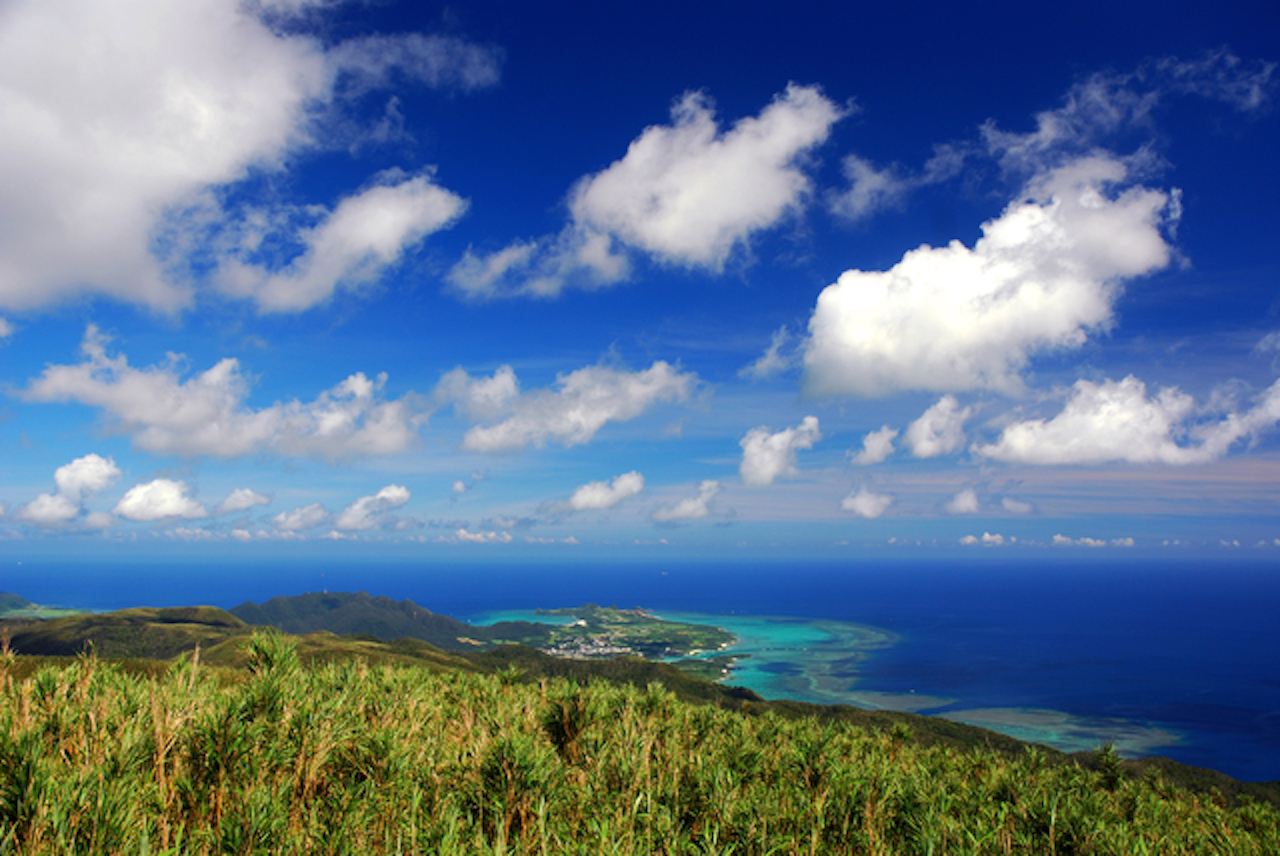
0 633 1275 854
0 592 33 613
5 606 250 659
230 591 554 650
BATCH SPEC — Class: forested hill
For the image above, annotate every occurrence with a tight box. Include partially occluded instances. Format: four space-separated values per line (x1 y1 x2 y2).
230 590 554 651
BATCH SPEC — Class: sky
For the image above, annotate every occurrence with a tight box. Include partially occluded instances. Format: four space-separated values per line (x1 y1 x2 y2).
1 0 1279 561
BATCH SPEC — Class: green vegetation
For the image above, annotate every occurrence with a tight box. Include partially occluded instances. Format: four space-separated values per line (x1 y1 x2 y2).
229 593 737 659
4 607 251 659
0 632 1276 854
229 592 556 652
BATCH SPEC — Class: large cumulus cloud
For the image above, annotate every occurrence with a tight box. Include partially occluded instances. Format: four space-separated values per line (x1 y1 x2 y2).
0 0 497 313
804 156 1176 398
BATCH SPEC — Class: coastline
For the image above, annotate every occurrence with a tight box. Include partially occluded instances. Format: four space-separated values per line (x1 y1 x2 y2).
474 606 1187 762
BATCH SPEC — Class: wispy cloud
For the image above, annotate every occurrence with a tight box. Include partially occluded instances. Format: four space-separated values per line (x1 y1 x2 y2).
652 479 722 522
437 361 697 452
24 327 427 459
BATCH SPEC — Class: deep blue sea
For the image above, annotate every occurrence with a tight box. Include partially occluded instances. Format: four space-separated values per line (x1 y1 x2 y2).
3 558 1278 782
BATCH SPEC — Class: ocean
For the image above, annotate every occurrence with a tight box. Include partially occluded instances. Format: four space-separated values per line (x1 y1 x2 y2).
3 557 1278 782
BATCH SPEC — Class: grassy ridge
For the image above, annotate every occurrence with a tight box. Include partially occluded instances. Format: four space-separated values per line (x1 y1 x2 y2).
4 607 250 659
0 633 1276 854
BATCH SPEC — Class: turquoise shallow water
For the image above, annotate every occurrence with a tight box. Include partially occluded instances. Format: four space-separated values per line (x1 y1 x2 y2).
474 609 901 704
473 607 1185 759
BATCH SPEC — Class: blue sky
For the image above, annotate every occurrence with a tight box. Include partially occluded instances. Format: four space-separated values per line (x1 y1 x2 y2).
1 0 1278 559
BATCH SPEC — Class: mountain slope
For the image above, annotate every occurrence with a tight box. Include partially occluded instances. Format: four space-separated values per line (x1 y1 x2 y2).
230 590 553 651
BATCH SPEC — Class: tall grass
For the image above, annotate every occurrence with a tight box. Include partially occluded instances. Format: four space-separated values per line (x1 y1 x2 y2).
0 632 1275 854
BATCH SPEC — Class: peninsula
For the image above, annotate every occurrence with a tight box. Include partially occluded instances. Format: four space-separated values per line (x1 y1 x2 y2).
532 603 735 659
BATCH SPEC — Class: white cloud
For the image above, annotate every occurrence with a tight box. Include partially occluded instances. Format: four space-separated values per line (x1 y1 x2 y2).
0 0 498 314
1255 331 1280 354
829 155 910 222
1053 534 1108 547
452 480 468 496
325 32 502 95
454 528 512 544
334 484 411 531
739 416 821 486
961 532 1005 546
54 453 121 501
273 503 330 531
1002 497 1033 514
829 146 967 223
446 241 539 300
447 84 843 299
25 327 426 459
974 376 1280 465
83 511 113 530
566 471 644 511
0 318 11 340
905 396 971 458
850 425 898 465
572 84 842 268
983 51 1275 178
804 156 1175 397
1112 537 1135 547
740 326 794 380
215 488 271 516
652 479 722 522
434 365 519 421
15 453 121 527
215 173 467 312
945 489 980 514
16 493 82 527
447 229 630 301
231 529 253 542
841 487 893 519
440 361 696 452
166 527 220 542
114 479 207 522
